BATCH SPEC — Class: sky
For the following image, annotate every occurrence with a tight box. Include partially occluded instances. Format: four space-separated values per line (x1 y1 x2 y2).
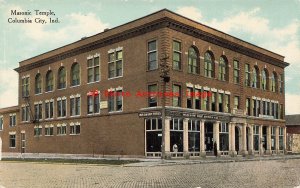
0 0 300 114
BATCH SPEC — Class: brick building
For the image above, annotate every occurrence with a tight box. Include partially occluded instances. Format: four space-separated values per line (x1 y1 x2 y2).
0 9 289 158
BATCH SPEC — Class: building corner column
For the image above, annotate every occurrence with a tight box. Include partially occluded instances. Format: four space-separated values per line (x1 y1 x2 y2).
200 120 206 157
183 118 189 159
240 123 248 156
213 121 220 157
229 122 237 157
164 116 171 159
275 126 279 154
266 126 272 155
248 124 254 155
259 125 264 156
283 127 287 154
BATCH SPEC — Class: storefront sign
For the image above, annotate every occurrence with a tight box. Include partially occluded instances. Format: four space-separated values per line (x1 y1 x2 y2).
138 111 162 117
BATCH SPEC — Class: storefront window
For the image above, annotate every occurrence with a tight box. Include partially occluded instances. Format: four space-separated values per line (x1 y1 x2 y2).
170 118 183 152
188 120 200 152
219 122 229 151
146 118 162 152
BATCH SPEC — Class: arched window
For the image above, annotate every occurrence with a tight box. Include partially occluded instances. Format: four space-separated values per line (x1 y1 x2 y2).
71 63 80 86
252 66 259 88
58 67 66 89
188 47 199 74
218 56 228 81
261 69 269 90
271 72 277 92
45 70 53 92
35 73 42 94
204 51 214 78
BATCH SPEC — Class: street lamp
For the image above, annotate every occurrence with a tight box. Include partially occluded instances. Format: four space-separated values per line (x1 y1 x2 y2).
160 53 170 159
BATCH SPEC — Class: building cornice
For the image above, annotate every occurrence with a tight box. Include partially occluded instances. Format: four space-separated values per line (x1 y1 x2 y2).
15 17 289 73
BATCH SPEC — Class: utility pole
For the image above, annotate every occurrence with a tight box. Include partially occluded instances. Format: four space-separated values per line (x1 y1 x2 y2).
160 53 170 159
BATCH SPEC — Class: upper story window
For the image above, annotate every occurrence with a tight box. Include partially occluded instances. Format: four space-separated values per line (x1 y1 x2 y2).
108 88 123 112
252 66 259 88
57 97 67 118
87 91 100 114
246 98 251 115
21 105 30 122
45 100 54 119
279 74 284 93
22 76 30 97
173 40 181 70
186 87 193 109
172 84 181 107
271 72 277 92
261 68 269 90
204 52 214 78
234 96 240 110
147 40 157 70
233 60 240 84
35 73 42 94
70 95 81 116
218 56 228 81
58 67 66 89
188 47 199 74
34 103 43 120
71 63 80 86
108 50 122 78
45 70 54 92
0 116 3 130
224 94 230 113
148 84 158 107
245 63 251 87
218 93 223 112
88 56 100 83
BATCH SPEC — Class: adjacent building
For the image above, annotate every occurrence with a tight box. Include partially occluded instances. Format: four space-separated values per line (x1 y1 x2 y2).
286 115 300 153
0 9 289 158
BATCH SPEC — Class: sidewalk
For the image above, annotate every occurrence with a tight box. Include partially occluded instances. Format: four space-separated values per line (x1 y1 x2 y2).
124 154 300 167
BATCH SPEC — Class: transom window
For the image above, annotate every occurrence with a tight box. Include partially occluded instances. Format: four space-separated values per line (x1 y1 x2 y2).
188 47 199 74
147 40 157 70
